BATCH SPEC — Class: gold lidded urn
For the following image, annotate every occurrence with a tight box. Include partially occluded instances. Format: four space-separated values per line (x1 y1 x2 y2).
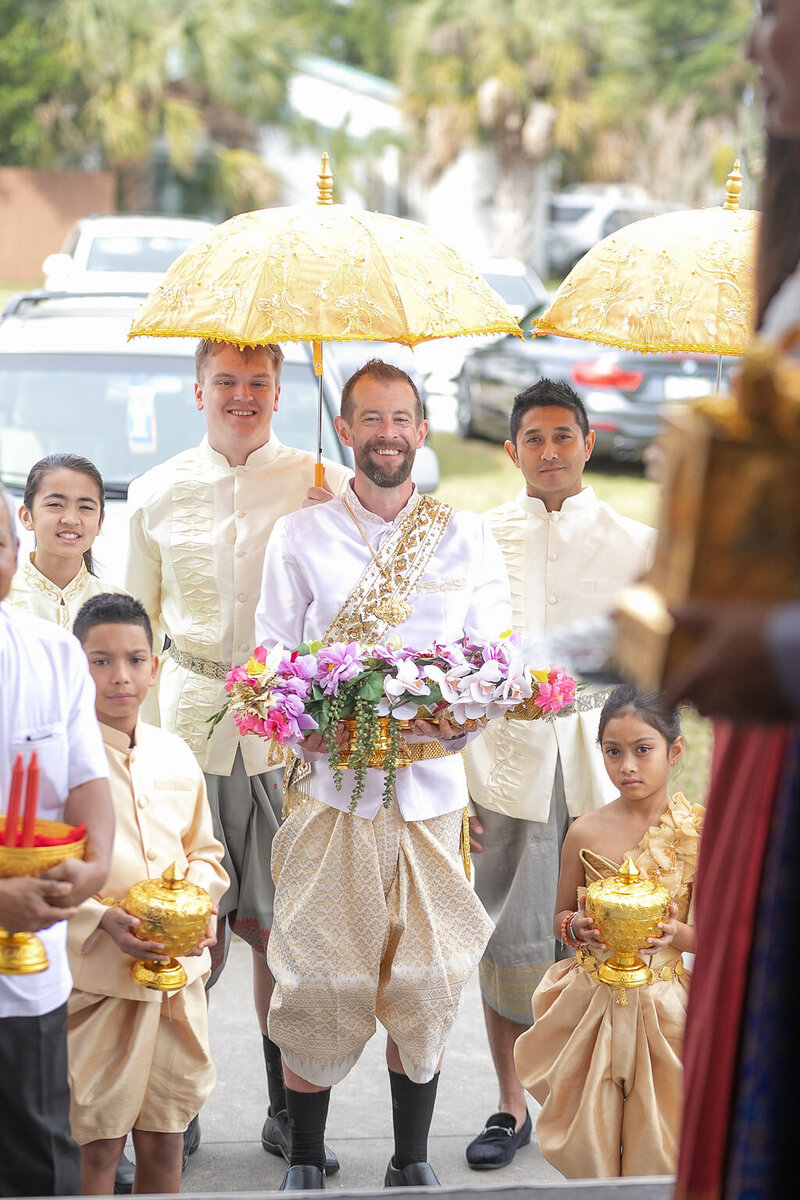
584 854 671 990
0 818 87 975
122 862 212 992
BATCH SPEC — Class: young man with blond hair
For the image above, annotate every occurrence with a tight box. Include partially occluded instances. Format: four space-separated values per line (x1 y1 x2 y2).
125 340 350 1168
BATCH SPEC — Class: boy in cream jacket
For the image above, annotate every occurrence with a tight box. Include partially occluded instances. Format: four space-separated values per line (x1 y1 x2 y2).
67 593 228 1195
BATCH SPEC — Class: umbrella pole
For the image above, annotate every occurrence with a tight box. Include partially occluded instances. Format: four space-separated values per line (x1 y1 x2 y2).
715 354 723 395
313 339 325 488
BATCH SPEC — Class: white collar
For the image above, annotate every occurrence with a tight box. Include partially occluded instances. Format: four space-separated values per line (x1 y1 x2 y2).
343 480 420 527
200 432 283 469
515 485 597 517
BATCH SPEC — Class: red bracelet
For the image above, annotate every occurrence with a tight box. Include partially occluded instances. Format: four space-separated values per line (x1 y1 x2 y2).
560 913 584 949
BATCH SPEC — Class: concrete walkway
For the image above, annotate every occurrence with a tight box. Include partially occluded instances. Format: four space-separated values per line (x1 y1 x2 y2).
180 938 562 1193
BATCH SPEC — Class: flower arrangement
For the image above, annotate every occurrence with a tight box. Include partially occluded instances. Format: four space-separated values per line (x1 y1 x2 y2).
209 636 577 810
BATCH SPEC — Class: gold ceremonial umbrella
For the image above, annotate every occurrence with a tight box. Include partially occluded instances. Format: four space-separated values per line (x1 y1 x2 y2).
129 154 522 484
535 163 758 367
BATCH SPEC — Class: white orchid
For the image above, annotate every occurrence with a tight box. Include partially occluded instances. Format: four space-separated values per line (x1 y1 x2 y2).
380 656 434 721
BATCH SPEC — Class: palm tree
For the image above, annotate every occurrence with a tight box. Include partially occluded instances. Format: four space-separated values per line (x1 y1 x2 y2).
398 0 644 270
49 0 302 212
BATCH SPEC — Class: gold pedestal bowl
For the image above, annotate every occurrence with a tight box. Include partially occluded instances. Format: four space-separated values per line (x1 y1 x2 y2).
122 862 213 992
337 717 412 770
0 817 87 975
585 854 671 990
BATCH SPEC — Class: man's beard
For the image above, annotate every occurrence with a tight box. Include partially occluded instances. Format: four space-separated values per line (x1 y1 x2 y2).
355 439 416 488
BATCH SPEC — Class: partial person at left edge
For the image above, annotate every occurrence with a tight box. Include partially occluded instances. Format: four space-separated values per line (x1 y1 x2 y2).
0 482 114 1199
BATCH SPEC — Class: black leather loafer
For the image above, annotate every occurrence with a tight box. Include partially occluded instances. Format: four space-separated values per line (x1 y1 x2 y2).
279 1164 325 1190
261 1110 341 1176
465 1110 531 1169
384 1158 441 1187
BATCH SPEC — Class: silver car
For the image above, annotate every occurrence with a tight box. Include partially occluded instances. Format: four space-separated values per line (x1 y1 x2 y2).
0 292 439 581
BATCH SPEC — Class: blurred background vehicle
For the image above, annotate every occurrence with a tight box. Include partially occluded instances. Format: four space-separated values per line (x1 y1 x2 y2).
414 257 545 427
0 292 439 582
41 214 215 293
455 306 737 462
545 185 676 279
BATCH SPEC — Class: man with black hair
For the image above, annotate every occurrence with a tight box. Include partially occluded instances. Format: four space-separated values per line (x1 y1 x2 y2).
464 379 655 1170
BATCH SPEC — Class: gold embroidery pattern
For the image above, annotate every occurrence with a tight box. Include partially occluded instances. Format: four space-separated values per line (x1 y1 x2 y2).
325 495 453 644
268 798 493 1085
415 576 465 594
169 456 228 754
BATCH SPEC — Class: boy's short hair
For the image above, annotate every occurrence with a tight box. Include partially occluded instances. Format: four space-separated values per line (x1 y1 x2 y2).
73 594 154 650
509 379 590 443
194 338 284 383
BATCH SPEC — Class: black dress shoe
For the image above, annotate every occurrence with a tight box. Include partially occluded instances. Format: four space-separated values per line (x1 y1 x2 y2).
182 1114 201 1170
384 1158 441 1187
261 1109 340 1176
465 1110 531 1169
113 1151 135 1194
279 1164 325 1190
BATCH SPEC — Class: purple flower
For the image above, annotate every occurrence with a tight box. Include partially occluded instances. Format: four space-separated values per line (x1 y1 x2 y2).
315 642 364 696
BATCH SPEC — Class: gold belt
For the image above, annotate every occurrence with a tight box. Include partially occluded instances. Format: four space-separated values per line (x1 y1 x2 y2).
576 946 685 1005
170 647 230 681
404 738 462 763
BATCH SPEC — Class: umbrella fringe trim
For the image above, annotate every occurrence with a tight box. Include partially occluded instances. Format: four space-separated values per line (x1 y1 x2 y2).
127 325 525 349
531 320 747 359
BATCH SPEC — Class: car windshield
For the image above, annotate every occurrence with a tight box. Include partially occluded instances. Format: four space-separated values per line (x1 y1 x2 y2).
85 236 202 273
547 202 593 224
0 354 342 493
482 273 539 309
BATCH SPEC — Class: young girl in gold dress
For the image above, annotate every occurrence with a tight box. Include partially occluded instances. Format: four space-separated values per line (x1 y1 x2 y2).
513 684 704 1178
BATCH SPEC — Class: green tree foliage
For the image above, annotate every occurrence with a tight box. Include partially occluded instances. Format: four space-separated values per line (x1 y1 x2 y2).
632 0 753 117
0 0 304 211
0 1 71 166
398 0 644 180
274 0 416 79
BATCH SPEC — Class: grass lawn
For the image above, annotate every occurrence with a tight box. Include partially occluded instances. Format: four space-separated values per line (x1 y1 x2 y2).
431 431 711 805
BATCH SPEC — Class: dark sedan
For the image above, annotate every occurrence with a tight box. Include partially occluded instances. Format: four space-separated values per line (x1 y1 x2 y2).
456 310 735 461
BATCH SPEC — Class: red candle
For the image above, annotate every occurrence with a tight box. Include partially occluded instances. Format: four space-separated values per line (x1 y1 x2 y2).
20 752 39 848
4 754 24 847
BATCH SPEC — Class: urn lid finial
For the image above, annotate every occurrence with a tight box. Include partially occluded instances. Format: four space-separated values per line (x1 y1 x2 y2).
619 853 640 884
162 861 186 889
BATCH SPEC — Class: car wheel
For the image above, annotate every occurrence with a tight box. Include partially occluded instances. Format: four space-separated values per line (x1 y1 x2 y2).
456 372 475 438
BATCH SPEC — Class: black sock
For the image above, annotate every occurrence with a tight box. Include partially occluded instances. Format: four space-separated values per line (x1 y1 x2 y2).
389 1069 439 1169
263 1035 287 1116
286 1087 331 1170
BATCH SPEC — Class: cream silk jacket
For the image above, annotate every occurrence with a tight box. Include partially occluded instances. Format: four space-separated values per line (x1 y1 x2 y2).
67 720 229 1003
8 554 125 631
465 488 655 822
125 435 351 775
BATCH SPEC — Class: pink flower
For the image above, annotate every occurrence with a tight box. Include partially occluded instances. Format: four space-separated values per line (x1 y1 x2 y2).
535 669 577 715
225 664 259 692
315 642 364 696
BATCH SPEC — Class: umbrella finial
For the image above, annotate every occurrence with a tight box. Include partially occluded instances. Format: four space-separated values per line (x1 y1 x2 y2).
317 153 334 206
722 159 743 212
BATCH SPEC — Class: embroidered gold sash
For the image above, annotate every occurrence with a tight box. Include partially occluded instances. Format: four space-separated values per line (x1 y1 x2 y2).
284 494 458 818
325 494 453 643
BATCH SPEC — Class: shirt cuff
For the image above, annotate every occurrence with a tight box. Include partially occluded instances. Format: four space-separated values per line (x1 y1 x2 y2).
766 602 800 715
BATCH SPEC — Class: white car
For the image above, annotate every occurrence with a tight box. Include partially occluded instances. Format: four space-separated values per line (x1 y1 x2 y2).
0 292 439 583
545 187 674 278
42 214 215 294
